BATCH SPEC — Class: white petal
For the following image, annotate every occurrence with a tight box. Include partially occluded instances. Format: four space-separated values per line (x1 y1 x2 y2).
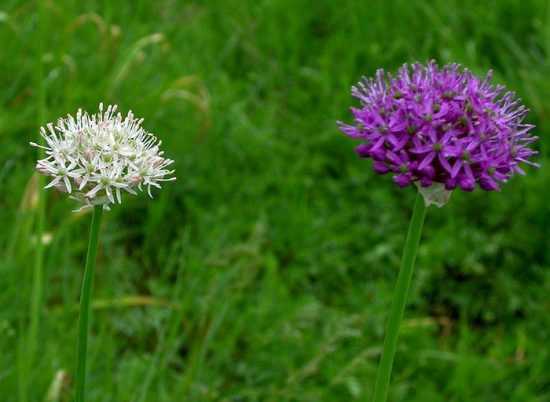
86 184 102 198
45 177 62 189
79 176 89 191
30 142 50 150
63 176 72 193
105 186 115 204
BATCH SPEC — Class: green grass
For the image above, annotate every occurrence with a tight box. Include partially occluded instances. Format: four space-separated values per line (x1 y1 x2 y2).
1 0 550 401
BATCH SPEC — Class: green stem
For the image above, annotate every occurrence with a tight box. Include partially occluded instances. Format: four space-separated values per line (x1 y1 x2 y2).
75 205 104 402
23 2 47 401
26 185 44 374
372 192 427 402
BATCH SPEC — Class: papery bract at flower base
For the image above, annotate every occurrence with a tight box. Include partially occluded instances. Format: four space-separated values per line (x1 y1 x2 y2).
416 183 451 208
31 104 175 211
338 61 539 198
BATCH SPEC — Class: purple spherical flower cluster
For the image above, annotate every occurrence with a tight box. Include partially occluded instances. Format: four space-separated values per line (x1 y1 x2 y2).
339 61 538 191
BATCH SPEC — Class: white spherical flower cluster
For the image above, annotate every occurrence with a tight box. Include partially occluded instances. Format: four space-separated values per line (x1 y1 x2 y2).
31 103 175 211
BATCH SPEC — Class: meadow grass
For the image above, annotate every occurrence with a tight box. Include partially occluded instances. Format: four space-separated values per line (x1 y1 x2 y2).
1 0 550 401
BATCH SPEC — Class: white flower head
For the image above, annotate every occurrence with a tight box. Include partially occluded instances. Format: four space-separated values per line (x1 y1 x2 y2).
31 103 176 211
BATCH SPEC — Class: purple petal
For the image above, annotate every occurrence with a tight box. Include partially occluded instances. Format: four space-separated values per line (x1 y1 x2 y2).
479 176 500 191
373 161 390 174
459 176 475 191
450 160 463 178
438 153 453 173
418 152 436 171
393 174 412 187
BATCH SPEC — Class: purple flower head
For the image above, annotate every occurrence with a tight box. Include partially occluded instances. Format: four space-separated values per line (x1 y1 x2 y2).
338 61 539 192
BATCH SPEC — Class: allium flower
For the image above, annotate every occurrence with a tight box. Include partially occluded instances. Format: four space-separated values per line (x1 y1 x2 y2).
31 103 175 210
339 61 539 193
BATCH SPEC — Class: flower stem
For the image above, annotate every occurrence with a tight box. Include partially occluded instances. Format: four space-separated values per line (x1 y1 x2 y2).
75 205 103 402
372 192 427 402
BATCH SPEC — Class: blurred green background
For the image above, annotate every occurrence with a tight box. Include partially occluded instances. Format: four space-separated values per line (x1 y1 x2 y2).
1 0 550 401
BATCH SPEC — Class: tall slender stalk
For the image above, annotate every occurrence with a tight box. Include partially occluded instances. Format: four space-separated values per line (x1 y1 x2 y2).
23 2 47 401
372 192 427 402
75 205 104 402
